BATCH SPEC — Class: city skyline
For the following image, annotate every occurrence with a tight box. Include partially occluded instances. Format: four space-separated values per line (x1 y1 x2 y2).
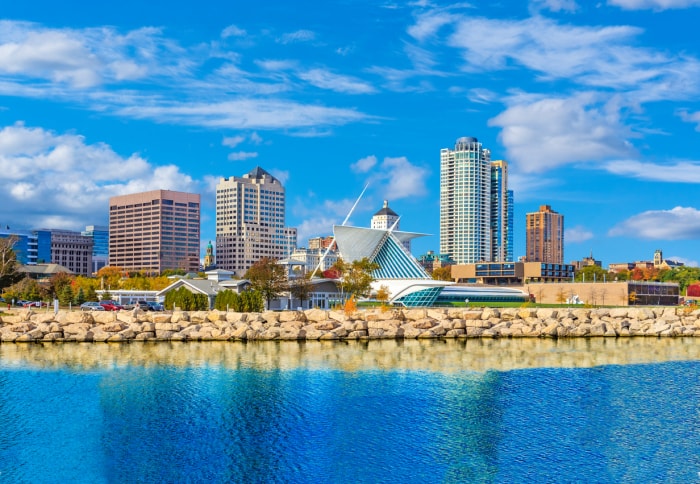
1 1 700 267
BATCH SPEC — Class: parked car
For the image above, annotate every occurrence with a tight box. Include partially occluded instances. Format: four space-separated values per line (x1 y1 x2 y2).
147 301 164 311
99 300 123 311
23 301 48 308
81 302 105 311
136 300 150 311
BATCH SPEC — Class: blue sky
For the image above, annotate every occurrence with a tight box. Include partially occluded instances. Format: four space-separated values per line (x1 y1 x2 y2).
1 0 700 268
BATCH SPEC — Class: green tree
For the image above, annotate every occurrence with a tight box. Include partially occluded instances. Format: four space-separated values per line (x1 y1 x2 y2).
245 258 287 309
74 287 86 305
575 265 610 282
59 285 74 306
660 266 700 293
332 257 380 299
0 236 23 291
49 272 74 298
164 286 208 311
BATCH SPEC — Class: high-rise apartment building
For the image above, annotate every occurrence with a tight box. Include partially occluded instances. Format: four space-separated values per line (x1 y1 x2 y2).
0 229 51 265
440 137 492 264
525 205 564 264
490 160 513 262
216 167 297 276
109 190 201 274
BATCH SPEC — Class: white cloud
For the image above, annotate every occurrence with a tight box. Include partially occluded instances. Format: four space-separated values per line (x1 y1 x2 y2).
407 12 700 100
228 151 258 161
250 132 263 144
467 88 498 104
604 159 700 182
278 29 316 44
114 99 372 129
298 68 376 94
222 135 245 148
678 109 700 131
488 92 634 172
363 156 430 200
608 0 700 10
269 169 289 185
221 25 247 38
565 225 594 243
351 155 378 173
407 11 456 41
530 0 579 12
608 206 700 239
0 122 195 230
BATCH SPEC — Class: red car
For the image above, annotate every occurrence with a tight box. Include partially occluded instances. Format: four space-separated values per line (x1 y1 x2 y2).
99 300 123 311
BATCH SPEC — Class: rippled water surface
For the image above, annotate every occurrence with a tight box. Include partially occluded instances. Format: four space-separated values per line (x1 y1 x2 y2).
1 338 699 483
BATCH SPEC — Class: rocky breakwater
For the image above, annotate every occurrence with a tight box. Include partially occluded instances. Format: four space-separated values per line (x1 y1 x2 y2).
1 306 699 343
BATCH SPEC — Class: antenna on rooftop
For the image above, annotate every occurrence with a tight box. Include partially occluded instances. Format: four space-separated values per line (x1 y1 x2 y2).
310 183 369 278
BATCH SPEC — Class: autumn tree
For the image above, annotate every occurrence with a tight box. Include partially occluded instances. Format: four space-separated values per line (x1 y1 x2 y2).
0 236 23 291
245 258 287 309
96 266 124 290
49 272 74 298
331 257 380 299
432 266 453 281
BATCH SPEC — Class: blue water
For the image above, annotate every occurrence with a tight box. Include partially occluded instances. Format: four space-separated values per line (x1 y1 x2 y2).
0 340 698 483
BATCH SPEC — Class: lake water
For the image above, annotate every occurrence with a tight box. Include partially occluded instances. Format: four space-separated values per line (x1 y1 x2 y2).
1 338 699 483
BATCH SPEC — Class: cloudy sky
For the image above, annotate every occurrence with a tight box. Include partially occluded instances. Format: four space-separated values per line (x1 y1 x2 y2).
1 0 700 267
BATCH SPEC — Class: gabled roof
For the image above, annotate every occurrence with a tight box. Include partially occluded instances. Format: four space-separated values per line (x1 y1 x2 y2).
19 263 73 275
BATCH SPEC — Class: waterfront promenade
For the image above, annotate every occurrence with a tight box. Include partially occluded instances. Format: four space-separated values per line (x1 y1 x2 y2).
1 306 699 343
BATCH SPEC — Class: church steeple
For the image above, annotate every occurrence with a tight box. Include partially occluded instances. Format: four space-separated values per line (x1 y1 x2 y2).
204 240 215 269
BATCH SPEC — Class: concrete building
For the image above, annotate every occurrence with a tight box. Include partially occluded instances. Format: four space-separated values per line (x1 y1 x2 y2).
526 205 564 264
371 200 410 252
490 160 513 262
571 251 602 271
50 229 93 276
451 261 575 285
523 281 679 306
290 246 339 273
215 167 297 277
82 225 109 273
108 190 201 274
440 136 491 264
308 236 336 251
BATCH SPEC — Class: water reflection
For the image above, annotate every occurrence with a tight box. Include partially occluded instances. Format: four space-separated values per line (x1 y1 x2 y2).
1 337 699 372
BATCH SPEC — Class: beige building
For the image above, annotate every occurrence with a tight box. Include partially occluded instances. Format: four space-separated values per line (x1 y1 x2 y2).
216 167 297 276
109 190 201 274
50 230 93 276
523 281 679 306
526 205 564 264
452 261 575 285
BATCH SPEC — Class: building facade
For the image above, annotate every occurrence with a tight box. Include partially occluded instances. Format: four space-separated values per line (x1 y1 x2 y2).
50 229 93 276
490 160 513 262
451 261 575 285
440 138 513 265
0 229 51 265
109 190 201 274
215 167 297 276
290 247 339 274
82 224 109 273
525 205 564 264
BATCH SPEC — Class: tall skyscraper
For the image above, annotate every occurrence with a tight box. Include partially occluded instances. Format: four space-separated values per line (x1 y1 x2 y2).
490 160 513 262
109 190 201 274
216 167 297 276
440 136 492 264
525 205 564 264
